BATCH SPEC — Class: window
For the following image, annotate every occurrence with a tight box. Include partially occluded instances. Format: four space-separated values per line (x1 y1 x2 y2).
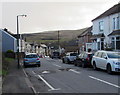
98 52 102 57
99 21 104 31
117 17 119 29
96 52 102 57
113 18 116 30
111 37 115 49
101 53 106 58
116 37 120 49
94 52 99 56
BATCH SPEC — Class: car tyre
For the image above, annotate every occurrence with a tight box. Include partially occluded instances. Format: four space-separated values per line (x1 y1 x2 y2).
107 64 112 74
67 59 70 64
38 64 41 67
93 62 97 70
24 65 27 68
74 61 77 66
82 62 85 68
62 59 65 63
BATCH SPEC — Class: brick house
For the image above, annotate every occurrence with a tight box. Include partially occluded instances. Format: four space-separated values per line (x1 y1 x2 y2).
78 26 92 53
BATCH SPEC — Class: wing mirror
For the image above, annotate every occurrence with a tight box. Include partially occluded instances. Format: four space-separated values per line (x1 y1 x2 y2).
103 56 107 59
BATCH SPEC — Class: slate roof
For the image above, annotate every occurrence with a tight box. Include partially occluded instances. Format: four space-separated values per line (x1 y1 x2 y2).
92 3 120 21
78 26 92 38
91 33 105 39
108 29 120 36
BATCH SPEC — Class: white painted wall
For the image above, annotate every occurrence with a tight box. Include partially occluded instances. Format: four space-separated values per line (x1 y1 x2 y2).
92 12 120 50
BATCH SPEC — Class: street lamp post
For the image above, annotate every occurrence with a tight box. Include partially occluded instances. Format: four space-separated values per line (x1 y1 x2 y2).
17 14 27 69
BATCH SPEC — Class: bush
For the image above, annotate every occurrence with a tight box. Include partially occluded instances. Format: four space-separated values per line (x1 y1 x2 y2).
6 50 14 53
5 50 15 58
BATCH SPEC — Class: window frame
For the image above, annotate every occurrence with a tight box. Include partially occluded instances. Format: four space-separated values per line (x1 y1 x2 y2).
99 21 104 32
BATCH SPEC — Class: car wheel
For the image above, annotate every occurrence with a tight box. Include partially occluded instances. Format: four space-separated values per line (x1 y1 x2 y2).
24 65 27 68
62 59 65 63
77 62 80 67
67 59 70 64
82 62 85 68
74 61 77 66
107 64 112 74
38 64 41 67
74 63 77 66
93 62 97 70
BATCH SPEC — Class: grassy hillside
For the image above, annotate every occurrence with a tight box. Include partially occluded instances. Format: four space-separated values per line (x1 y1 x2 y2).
23 27 88 51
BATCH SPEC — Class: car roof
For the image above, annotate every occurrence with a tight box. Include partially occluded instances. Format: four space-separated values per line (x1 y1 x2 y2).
97 50 118 53
25 53 38 55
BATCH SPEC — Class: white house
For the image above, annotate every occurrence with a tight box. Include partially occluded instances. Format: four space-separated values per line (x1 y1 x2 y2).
91 3 120 51
39 44 47 56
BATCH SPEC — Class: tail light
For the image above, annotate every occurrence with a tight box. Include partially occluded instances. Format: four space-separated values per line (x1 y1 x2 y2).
37 58 40 60
24 59 28 61
86 57 90 61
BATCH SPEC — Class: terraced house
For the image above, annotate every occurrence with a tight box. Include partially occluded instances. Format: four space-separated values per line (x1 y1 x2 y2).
91 3 120 51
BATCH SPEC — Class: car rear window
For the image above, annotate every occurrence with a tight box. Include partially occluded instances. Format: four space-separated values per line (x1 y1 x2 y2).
70 53 78 56
26 54 38 58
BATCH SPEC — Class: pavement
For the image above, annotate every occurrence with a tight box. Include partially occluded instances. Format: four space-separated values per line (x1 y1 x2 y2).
2 60 33 94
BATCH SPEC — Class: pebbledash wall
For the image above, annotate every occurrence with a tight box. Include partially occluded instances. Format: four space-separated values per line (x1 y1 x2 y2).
0 29 17 52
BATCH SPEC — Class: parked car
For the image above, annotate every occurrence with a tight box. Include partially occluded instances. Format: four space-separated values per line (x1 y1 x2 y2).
74 54 81 66
62 52 78 64
74 52 93 68
23 53 41 68
51 51 60 59
91 50 120 74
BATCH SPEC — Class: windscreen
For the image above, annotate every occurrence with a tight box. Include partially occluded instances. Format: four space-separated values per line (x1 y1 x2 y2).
70 53 78 56
26 54 38 58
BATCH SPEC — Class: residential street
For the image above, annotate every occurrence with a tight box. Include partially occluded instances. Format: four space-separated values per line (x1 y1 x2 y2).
22 57 120 94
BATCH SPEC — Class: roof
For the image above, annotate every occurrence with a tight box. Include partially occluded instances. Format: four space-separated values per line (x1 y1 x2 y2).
78 26 92 38
91 33 105 39
108 29 120 36
3 28 21 39
40 44 47 48
96 50 118 53
92 3 120 21
1 29 17 40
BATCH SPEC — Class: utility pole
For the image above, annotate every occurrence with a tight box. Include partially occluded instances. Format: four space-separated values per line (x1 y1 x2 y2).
17 16 20 69
58 31 60 50
17 14 27 69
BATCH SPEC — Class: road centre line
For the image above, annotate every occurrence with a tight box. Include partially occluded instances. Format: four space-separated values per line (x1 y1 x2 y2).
37 74 61 91
53 64 62 68
69 69 81 74
89 75 120 88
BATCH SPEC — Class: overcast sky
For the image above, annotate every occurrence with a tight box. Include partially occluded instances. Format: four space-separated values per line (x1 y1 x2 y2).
1 0 120 34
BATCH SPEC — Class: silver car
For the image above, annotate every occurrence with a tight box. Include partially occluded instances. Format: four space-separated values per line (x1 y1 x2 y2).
92 51 120 74
23 53 41 68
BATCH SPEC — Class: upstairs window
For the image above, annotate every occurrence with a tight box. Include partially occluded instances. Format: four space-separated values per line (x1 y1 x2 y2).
113 18 116 30
117 17 119 29
99 21 104 32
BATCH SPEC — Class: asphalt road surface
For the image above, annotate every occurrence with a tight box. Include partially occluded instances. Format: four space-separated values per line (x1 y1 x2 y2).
23 57 120 94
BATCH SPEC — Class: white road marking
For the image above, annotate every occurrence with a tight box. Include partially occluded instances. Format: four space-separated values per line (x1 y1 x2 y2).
53 64 62 68
22 68 28 77
89 76 120 88
69 69 81 74
32 71 36 75
38 75 61 91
